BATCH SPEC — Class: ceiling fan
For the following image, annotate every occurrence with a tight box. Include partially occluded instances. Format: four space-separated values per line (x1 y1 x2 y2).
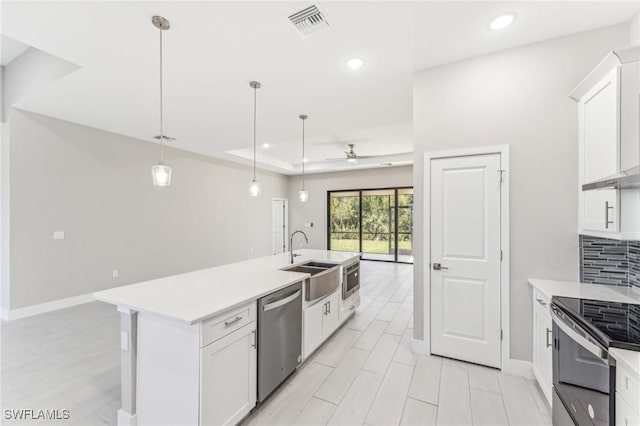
325 144 378 162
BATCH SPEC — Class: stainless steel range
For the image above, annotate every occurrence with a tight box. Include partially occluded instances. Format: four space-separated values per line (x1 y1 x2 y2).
551 296 640 426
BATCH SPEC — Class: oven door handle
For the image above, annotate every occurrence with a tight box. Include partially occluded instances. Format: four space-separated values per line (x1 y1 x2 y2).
551 308 608 362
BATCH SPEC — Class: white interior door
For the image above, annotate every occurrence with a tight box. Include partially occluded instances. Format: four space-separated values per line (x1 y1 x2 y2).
430 153 502 368
272 199 288 255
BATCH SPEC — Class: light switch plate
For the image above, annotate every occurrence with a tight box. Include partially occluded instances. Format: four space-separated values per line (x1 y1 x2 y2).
53 231 65 240
112 270 119 278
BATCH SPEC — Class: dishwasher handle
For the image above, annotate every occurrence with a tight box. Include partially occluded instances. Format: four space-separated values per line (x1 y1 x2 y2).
263 290 301 312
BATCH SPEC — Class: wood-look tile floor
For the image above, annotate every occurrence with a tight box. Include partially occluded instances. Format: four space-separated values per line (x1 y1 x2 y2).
242 261 552 426
1 260 551 426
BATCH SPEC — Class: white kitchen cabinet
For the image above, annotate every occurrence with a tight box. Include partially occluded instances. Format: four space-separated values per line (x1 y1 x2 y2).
200 322 256 426
339 291 360 324
531 289 553 406
571 46 640 240
303 289 341 359
616 361 640 426
136 301 257 426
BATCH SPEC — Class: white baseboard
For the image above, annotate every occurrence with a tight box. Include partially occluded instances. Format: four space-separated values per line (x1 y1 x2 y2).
411 338 428 354
117 410 137 426
4 293 95 320
503 358 534 379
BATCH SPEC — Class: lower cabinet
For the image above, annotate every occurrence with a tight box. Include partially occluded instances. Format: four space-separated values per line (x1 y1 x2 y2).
200 322 256 426
532 289 553 406
303 290 340 359
339 291 360 324
615 361 640 426
136 302 257 426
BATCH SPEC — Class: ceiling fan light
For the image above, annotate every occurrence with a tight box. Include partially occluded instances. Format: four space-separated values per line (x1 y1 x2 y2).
249 179 261 197
299 189 309 203
152 162 172 186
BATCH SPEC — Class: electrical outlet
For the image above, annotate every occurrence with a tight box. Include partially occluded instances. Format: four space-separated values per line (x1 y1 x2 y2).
120 331 129 351
53 231 65 240
112 269 119 278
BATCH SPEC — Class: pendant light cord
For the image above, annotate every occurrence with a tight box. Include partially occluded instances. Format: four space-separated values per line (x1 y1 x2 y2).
301 118 305 189
159 26 165 163
253 85 257 180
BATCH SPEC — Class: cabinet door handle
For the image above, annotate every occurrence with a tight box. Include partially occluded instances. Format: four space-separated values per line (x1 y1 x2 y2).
350 305 356 311
546 328 552 348
224 316 243 327
251 330 257 349
536 298 547 307
323 302 327 316
328 301 331 315
605 201 614 229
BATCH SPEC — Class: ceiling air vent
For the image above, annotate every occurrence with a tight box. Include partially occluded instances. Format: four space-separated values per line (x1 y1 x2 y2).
288 4 329 38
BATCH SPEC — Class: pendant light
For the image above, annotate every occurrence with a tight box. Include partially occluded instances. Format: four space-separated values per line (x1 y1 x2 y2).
249 81 262 197
151 16 172 187
298 114 309 203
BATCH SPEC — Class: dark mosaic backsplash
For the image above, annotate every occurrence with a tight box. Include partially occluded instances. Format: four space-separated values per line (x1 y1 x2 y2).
579 235 640 290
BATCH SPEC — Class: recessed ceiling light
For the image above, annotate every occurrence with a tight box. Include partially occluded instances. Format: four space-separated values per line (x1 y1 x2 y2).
262 143 270 148
489 13 515 30
347 57 364 70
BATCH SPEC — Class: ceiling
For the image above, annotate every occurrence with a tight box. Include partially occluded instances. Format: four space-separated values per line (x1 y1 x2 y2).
2 1 638 174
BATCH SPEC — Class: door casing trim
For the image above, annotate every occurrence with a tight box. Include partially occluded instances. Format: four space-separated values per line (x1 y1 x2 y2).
423 145 510 370
272 198 289 255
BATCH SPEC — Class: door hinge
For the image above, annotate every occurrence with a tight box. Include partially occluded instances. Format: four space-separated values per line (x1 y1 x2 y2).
498 169 505 184
500 250 503 261
501 329 503 341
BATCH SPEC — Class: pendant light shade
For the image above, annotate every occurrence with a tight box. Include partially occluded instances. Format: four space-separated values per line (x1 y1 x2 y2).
152 163 172 186
299 114 309 203
249 81 262 197
249 179 261 197
151 16 172 187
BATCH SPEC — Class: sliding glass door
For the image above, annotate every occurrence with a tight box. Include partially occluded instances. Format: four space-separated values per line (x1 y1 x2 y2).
328 187 413 264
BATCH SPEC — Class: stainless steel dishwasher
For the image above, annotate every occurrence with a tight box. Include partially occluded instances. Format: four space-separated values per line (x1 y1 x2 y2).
257 281 302 402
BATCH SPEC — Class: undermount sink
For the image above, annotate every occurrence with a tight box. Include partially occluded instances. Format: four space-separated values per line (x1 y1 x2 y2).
281 261 341 301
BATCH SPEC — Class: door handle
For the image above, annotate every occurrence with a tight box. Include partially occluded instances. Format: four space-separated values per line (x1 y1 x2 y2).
263 290 301 312
251 330 257 349
224 316 243 327
536 298 547 307
327 301 331 315
546 328 552 348
605 201 614 229
433 263 448 270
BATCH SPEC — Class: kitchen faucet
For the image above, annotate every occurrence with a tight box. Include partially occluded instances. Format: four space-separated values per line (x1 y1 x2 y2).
289 230 309 264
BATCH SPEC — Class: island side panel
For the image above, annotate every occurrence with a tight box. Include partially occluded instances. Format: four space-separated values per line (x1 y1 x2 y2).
117 307 137 426
136 312 200 426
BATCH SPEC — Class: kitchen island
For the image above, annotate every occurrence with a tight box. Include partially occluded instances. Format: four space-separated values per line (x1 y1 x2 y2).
94 249 361 426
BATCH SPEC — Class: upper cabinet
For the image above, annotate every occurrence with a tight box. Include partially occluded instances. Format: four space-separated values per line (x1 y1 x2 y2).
570 46 640 240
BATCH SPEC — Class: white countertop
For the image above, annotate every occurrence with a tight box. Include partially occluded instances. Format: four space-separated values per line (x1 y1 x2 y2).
610 348 640 378
528 278 640 304
528 278 640 377
94 249 360 325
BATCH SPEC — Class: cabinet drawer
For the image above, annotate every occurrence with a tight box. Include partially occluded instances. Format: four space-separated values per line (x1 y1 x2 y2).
616 391 640 426
201 302 256 348
533 289 551 313
617 364 640 413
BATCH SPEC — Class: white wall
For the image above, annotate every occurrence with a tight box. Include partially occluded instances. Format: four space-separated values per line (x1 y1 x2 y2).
0 120 8 315
631 11 640 45
412 24 629 362
7 110 288 310
288 166 413 250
